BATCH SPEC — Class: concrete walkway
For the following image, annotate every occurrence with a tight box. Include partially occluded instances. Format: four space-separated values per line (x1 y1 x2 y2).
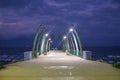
0 51 120 80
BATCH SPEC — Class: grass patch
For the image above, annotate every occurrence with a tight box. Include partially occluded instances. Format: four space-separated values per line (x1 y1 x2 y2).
0 62 5 70
112 63 120 69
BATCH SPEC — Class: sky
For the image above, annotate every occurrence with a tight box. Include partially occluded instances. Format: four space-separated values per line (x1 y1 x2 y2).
0 0 120 47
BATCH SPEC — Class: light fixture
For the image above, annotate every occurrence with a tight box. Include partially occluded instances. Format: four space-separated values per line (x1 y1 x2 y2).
69 28 73 32
45 33 48 37
48 38 51 41
63 36 67 39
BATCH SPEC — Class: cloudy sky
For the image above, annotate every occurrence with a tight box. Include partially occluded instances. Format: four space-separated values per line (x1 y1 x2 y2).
0 0 120 47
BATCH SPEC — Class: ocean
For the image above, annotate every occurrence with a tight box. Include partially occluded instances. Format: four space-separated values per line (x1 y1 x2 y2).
83 46 120 57
0 47 31 65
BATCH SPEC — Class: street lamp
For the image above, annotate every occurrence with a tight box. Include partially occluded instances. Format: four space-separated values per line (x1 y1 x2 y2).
48 38 51 41
45 33 48 37
69 28 73 32
63 36 67 39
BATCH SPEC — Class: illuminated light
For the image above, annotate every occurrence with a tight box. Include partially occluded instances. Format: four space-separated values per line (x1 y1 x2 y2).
63 36 67 39
69 28 73 32
48 38 51 41
45 33 48 37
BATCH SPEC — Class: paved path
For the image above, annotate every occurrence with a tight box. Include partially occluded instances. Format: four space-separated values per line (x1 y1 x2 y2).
0 50 120 80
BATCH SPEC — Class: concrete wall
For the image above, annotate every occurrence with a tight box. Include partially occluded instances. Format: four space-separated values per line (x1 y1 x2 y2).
24 51 32 60
82 51 92 60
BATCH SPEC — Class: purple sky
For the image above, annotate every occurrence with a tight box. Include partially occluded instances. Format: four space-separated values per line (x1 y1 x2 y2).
0 0 120 47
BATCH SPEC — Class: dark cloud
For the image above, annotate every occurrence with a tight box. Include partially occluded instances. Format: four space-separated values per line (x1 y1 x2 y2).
0 0 120 47
0 0 32 9
112 0 120 3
